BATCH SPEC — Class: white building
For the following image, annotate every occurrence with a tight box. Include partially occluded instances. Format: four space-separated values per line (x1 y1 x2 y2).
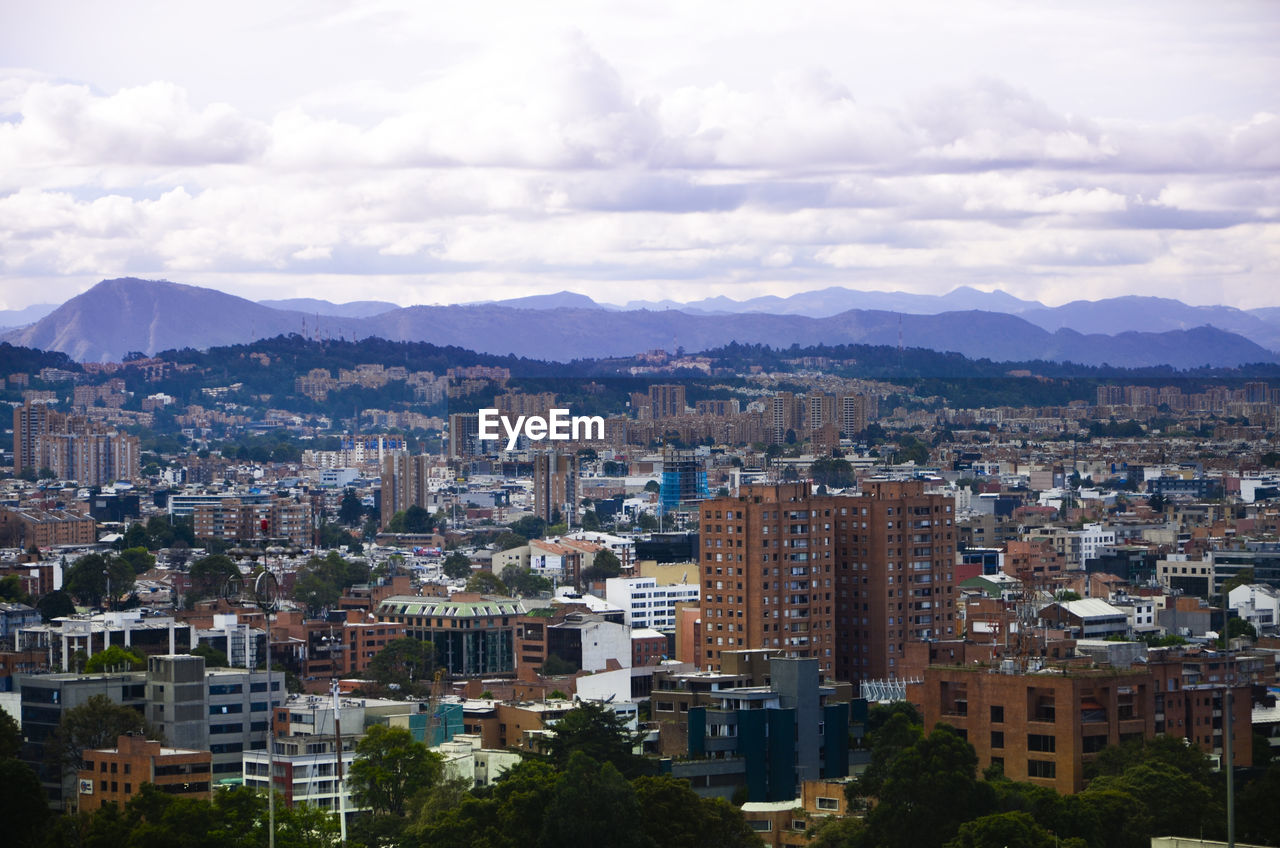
564 531 636 569
604 576 700 631
1078 523 1117 565
1229 584 1279 636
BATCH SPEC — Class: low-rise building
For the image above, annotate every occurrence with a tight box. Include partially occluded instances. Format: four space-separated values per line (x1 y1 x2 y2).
77 734 211 813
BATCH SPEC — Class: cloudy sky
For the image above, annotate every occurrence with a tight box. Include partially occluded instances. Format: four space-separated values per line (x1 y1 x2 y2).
1 0 1277 311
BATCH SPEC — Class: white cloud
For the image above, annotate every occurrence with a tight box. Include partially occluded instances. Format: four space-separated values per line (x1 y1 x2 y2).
0 4 1277 310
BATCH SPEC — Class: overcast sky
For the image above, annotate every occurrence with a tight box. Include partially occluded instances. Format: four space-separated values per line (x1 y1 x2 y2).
1 0 1277 311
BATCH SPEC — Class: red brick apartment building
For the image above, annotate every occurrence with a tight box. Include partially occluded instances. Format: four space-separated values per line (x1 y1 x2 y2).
77 734 211 813
698 480 957 683
920 650 1256 795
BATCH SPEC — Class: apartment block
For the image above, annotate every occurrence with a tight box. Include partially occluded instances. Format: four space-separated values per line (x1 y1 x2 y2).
698 480 957 683
77 734 212 813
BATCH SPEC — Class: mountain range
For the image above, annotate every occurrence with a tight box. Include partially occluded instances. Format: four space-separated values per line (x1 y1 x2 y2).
4 277 1279 369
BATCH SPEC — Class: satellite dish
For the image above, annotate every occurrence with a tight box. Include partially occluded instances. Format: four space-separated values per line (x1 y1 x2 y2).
254 571 282 613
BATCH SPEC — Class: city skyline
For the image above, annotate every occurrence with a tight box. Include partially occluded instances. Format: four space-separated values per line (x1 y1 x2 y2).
1 1 1277 312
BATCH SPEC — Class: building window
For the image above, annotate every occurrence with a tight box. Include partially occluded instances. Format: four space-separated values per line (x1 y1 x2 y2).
990 731 1004 749
816 797 840 811
1027 734 1056 753
1027 760 1056 779
990 705 1004 723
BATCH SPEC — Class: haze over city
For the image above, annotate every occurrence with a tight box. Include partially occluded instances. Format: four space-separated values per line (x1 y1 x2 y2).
1 0 1277 311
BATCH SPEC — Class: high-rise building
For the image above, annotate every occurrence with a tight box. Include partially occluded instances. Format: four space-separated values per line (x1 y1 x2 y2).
648 384 687 419
697 480 957 683
11 401 140 484
659 446 708 513
380 451 431 528
533 451 576 525
837 394 869 438
13 400 52 476
448 412 481 459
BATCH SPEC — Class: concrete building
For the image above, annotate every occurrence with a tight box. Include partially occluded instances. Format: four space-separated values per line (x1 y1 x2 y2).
605 575 700 631
77 734 212 813
655 655 854 803
1229 584 1279 635
377 594 524 677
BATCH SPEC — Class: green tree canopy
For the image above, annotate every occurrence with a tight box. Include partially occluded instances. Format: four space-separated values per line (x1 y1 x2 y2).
365 638 436 696
338 488 364 525
0 758 49 848
581 547 622 583
293 550 370 614
36 588 76 621
465 570 507 595
0 574 31 604
64 552 135 607
538 700 651 779
187 553 240 603
442 551 473 580
500 565 552 597
84 644 146 674
865 723 995 848
509 515 547 539
494 531 528 551
46 694 163 780
117 546 156 574
0 708 21 760
944 811 1061 848
349 724 444 818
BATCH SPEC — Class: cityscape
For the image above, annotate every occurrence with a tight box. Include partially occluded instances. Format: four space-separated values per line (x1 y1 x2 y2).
2 3 1278 848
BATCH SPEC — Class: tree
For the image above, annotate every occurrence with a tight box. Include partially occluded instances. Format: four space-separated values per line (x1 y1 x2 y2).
643 480 660 493
494 531 528 551
36 588 75 621
64 552 134 607
865 723 995 848
0 574 30 604
580 509 601 531
117 546 156 574
810 456 855 489
191 642 230 668
442 551 473 580
1084 762 1216 843
1225 616 1257 642
349 724 444 818
293 551 370 615
403 504 434 534
509 515 547 539
500 565 552 597
0 709 21 759
84 644 145 673
46 694 163 780
365 638 436 696
0 759 49 848
944 811 1059 848
187 554 240 603
581 547 622 583
631 774 764 848
540 752 656 848
465 571 507 595
539 700 650 779
338 488 364 525
636 511 658 531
